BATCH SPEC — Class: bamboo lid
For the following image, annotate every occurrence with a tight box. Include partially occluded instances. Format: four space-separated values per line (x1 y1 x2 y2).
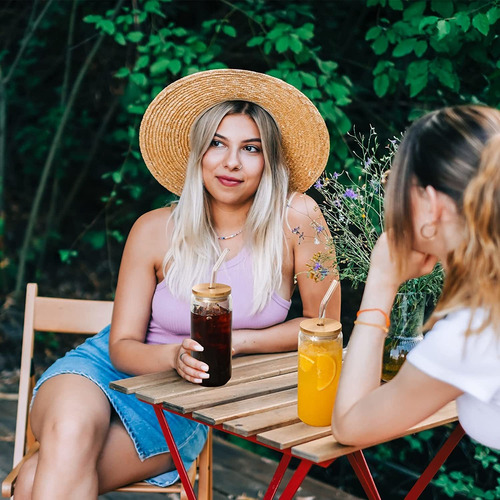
192 283 231 299
300 318 342 337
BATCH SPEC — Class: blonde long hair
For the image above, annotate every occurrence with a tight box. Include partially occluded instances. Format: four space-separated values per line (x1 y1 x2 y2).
385 105 500 334
163 101 289 312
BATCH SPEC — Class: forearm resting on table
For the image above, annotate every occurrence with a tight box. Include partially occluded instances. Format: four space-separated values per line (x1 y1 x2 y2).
110 338 178 375
332 277 397 444
233 317 304 355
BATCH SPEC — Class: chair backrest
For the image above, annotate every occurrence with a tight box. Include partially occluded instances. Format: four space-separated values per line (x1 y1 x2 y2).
13 283 114 467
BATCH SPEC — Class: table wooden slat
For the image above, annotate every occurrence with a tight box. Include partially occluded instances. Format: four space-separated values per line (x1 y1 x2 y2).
257 420 331 450
110 351 296 396
134 355 297 405
162 372 298 414
194 390 296 427
222 402 299 436
110 371 179 394
291 401 459 463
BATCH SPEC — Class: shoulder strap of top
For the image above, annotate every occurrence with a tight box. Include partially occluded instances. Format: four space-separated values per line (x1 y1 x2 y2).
285 191 299 233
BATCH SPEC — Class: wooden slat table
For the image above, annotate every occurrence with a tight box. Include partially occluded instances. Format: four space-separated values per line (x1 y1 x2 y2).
110 351 464 500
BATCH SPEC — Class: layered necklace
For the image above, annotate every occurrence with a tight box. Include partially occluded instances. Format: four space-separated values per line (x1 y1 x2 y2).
217 228 243 240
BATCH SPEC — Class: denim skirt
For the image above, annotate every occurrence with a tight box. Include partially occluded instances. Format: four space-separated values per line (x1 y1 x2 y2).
32 325 208 487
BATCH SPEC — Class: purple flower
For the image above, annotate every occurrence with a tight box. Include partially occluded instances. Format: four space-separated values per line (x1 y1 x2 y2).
343 188 358 199
365 158 372 167
315 224 324 233
334 198 341 207
333 172 340 179
313 262 322 271
314 180 323 190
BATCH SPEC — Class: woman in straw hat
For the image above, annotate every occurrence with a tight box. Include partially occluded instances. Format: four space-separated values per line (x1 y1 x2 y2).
16 69 340 497
332 105 500 451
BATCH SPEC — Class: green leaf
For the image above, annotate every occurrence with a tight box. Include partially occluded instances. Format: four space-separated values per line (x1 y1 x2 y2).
414 40 427 57
150 59 169 76
114 32 126 46
436 20 450 40
365 26 382 41
487 7 500 25
112 171 122 183
168 59 181 75
296 23 314 40
268 24 288 40
135 55 150 70
222 25 237 37
473 13 490 36
409 74 427 97
430 0 454 18
301 72 317 87
318 60 338 74
127 31 144 43
418 16 439 32
130 72 147 87
289 36 303 54
59 249 78 264
115 67 130 78
99 19 115 35
388 0 403 10
374 74 389 97
407 59 429 79
392 38 416 57
454 12 470 32
373 60 392 75
276 37 290 53
372 34 388 55
247 36 264 47
83 15 102 24
403 1 426 20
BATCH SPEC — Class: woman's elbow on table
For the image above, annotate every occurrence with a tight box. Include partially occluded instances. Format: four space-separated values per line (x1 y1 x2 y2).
331 414 367 447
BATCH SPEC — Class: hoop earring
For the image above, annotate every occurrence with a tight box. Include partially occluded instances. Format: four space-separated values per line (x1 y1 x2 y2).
420 222 437 240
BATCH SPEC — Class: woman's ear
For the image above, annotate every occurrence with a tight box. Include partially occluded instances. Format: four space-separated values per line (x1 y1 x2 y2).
425 185 458 222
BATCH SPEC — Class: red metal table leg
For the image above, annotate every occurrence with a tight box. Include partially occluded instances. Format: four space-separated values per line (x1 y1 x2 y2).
153 404 197 500
405 423 465 500
348 450 381 500
263 454 292 500
278 460 313 500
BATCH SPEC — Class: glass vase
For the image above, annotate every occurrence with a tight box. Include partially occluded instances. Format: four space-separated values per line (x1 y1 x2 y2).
381 291 425 382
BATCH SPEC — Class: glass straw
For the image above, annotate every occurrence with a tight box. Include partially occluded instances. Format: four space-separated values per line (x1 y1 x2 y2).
318 279 339 325
209 248 230 288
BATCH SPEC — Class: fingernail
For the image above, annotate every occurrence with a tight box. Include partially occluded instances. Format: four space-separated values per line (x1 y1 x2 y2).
201 364 209 372
193 345 204 352
194 378 202 384
201 373 209 379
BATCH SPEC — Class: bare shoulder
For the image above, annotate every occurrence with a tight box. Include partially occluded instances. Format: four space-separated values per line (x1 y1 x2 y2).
286 192 325 228
127 206 174 251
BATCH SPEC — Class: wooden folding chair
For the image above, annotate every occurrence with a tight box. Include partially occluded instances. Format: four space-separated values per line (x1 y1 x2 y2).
2 283 212 499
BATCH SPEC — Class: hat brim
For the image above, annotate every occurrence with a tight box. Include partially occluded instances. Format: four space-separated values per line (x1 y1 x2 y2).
139 69 330 195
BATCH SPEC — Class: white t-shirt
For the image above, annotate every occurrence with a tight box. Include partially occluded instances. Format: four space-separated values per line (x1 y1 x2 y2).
407 308 500 450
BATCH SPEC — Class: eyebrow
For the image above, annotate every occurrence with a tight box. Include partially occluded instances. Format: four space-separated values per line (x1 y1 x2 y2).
214 132 262 143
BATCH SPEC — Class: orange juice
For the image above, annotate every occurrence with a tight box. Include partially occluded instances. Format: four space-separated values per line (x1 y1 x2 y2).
297 318 342 427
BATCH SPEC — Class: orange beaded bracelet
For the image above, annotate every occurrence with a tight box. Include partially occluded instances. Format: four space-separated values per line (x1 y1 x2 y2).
356 308 391 328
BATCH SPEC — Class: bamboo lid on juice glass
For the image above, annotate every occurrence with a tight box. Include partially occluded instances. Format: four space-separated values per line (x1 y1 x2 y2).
300 318 342 338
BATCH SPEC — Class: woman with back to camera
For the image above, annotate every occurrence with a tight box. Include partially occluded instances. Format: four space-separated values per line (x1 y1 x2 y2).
14 69 340 498
332 105 500 450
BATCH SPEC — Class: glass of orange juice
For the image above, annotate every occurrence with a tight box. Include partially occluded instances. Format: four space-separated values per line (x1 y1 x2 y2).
298 318 343 427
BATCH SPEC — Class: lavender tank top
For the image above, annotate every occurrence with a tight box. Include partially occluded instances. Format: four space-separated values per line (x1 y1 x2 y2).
146 247 291 345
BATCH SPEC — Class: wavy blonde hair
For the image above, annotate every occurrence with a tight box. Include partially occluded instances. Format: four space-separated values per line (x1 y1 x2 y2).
163 101 289 312
385 105 500 334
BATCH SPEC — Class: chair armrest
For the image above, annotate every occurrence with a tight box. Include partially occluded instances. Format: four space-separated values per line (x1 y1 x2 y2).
2 442 40 498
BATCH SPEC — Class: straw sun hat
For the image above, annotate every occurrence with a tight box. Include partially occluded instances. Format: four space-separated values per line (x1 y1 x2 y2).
139 68 330 195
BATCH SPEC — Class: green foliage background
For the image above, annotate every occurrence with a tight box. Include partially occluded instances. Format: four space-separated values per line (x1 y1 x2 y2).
1 0 499 498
